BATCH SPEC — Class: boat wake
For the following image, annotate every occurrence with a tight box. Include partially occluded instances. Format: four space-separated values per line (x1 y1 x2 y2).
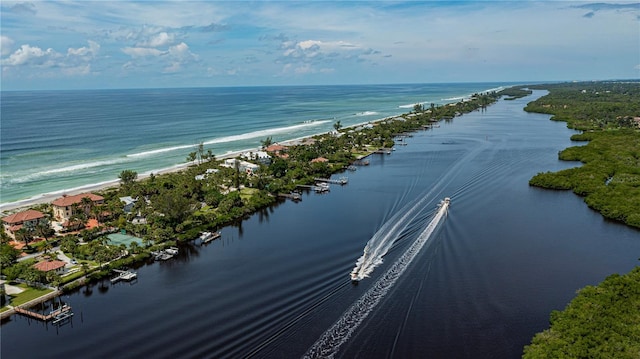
304 198 450 358
349 186 448 282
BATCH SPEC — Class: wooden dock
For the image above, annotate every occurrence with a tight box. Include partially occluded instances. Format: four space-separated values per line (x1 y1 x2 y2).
111 269 137 283
278 192 302 201
14 303 72 322
297 184 329 193
374 148 393 154
314 177 348 185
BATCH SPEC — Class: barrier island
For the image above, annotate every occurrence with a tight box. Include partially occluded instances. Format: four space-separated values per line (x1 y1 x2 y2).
0 90 499 315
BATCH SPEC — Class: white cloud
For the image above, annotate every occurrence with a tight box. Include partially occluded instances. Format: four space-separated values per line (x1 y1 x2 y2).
139 31 175 47
1 44 60 66
1 36 15 56
121 46 164 58
67 40 100 58
168 42 189 56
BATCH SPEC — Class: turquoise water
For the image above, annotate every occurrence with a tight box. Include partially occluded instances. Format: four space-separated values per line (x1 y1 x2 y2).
1 83 511 205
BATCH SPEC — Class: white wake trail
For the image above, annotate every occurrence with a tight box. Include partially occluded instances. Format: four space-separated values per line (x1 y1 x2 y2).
349 193 427 281
304 198 450 359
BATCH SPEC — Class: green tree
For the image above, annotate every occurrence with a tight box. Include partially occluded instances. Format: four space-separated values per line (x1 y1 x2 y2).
69 203 88 230
129 241 141 254
197 142 205 165
270 157 288 178
14 228 32 247
153 190 195 227
0 243 21 268
0 225 10 245
333 120 342 132
119 169 138 189
261 136 273 149
34 219 54 243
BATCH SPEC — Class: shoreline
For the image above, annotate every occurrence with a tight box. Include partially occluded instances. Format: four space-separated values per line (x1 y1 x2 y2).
0 117 393 214
1 84 502 213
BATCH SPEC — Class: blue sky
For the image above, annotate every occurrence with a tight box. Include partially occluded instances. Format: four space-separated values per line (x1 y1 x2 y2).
1 1 638 90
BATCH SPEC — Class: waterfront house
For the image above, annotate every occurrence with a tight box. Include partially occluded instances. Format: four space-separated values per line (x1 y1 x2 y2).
221 159 261 175
2 210 46 239
52 193 104 222
265 144 289 159
33 260 67 275
119 196 137 214
241 151 272 165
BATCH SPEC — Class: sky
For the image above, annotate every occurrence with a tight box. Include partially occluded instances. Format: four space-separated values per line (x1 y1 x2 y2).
1 1 639 90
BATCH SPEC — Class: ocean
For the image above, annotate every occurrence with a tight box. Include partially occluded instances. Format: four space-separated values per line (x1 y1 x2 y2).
0 83 511 207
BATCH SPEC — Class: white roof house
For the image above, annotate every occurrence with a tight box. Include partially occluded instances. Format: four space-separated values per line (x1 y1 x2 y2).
221 159 261 174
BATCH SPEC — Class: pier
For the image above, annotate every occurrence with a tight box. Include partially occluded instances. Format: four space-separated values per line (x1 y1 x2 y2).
297 184 330 193
314 177 348 185
111 269 138 283
278 192 302 201
374 148 394 154
14 303 72 322
200 231 222 244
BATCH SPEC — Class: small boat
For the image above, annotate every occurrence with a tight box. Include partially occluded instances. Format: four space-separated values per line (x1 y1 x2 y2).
200 231 221 244
165 247 179 255
155 252 173 261
111 269 137 283
314 182 330 193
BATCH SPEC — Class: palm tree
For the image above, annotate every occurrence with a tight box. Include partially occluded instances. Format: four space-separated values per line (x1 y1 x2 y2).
14 228 32 247
41 239 53 254
34 219 54 241
129 241 141 254
70 203 87 230
196 141 205 165
80 196 93 218
333 120 342 132
91 205 102 226
234 159 241 189
261 136 273 149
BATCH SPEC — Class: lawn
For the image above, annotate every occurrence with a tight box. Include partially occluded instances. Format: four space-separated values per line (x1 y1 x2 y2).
7 284 54 307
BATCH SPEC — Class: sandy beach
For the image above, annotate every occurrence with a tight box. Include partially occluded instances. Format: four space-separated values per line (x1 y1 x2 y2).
0 130 358 214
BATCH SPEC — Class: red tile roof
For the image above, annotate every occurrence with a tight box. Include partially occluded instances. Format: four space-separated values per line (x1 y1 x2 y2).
311 157 329 163
34 260 66 272
265 144 287 152
51 193 104 207
2 210 45 225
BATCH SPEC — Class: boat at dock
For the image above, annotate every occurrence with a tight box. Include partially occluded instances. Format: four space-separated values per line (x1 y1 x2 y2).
165 247 179 255
200 231 221 244
314 182 330 193
153 251 173 261
111 269 137 283
152 247 178 261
